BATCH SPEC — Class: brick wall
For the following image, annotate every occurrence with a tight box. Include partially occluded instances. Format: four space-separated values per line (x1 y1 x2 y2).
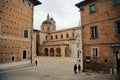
0 0 34 63
78 0 120 72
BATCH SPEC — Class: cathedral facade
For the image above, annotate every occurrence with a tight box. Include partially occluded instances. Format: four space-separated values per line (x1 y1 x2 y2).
33 14 83 68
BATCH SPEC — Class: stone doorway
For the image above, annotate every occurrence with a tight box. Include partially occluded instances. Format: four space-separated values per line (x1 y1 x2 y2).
45 48 48 56
56 48 61 57
65 47 70 57
50 48 54 56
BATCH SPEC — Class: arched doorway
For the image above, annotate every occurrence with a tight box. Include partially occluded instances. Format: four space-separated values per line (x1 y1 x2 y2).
11 56 15 62
50 48 54 56
65 47 70 57
40 48 43 56
44 48 48 56
56 48 61 57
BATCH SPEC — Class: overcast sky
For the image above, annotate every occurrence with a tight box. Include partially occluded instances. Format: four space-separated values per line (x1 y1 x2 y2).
33 0 83 30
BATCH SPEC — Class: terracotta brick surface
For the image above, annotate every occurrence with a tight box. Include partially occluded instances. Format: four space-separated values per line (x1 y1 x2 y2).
0 0 34 63
78 0 120 72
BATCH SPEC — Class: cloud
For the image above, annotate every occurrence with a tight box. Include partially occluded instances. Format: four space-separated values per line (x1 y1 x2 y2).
33 0 83 30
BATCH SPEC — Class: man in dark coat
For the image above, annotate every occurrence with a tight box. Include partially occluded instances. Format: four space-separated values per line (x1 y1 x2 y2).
74 64 77 74
35 60 38 66
78 64 81 73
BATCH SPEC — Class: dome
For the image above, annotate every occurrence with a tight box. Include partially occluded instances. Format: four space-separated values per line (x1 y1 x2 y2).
42 14 55 25
42 19 54 25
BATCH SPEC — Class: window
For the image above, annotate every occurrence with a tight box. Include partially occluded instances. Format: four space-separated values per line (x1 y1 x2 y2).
114 0 120 5
72 32 74 37
89 4 96 13
61 34 63 38
23 50 26 59
116 21 120 36
66 33 69 38
47 27 50 33
51 35 53 40
92 48 99 57
24 29 28 38
56 35 58 39
90 26 98 39
46 35 47 40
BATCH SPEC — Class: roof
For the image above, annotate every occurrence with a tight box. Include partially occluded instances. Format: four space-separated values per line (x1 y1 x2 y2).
75 0 96 8
33 0 42 6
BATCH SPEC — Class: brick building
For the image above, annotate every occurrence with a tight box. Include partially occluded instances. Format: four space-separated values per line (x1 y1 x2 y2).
33 14 83 70
76 0 120 74
0 0 41 63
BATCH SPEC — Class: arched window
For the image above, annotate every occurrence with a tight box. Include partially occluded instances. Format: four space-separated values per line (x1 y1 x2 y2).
72 32 74 37
51 35 53 40
66 33 69 38
46 35 47 40
56 35 58 39
47 26 50 32
61 34 63 38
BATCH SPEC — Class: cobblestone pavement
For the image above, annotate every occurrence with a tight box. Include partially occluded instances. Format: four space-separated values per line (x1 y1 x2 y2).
0 57 116 80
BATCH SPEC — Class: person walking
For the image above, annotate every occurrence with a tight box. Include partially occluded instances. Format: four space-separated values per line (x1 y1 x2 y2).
78 64 81 73
74 64 77 74
35 60 38 66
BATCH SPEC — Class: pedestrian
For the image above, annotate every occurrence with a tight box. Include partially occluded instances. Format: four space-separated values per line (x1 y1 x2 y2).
35 60 38 66
78 64 81 73
74 64 77 74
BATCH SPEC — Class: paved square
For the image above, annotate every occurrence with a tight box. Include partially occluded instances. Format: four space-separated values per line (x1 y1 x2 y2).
0 57 116 80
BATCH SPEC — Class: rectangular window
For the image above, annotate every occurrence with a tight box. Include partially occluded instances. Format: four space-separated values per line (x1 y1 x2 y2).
116 21 120 36
114 0 120 5
24 30 28 38
90 26 98 39
23 50 26 59
89 4 96 13
92 48 99 57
